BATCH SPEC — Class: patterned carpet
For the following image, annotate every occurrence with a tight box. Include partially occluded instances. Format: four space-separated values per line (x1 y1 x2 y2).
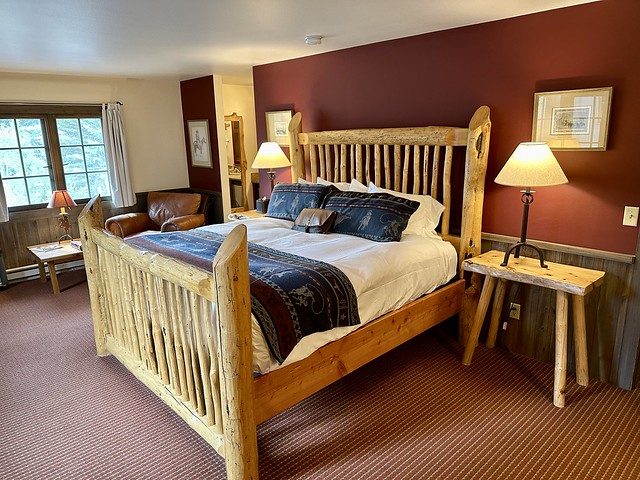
1 269 639 479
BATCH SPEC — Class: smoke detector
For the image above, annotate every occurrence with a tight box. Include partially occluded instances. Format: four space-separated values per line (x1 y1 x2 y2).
304 35 323 45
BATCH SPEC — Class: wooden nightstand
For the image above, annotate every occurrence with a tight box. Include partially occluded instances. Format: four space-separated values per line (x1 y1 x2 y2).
462 250 605 407
238 210 266 219
27 240 84 294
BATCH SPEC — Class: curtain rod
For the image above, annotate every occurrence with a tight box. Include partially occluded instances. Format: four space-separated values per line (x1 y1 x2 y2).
0 101 123 106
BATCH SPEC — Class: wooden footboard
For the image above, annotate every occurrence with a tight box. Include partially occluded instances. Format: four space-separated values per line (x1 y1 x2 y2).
79 196 258 479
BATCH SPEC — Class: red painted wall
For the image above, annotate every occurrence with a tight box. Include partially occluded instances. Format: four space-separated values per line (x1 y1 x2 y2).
180 75 221 192
253 0 640 255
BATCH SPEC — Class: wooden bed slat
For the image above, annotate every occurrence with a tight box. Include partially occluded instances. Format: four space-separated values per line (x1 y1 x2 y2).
402 146 410 193
383 145 391 188
412 146 421 194
422 145 430 197
442 145 454 237
157 277 180 395
374 144 382 187
148 272 170 385
394 146 401 191
355 144 363 183
431 145 441 199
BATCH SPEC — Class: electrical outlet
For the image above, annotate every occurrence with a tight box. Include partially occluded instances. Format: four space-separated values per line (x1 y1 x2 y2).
509 302 521 320
623 206 639 227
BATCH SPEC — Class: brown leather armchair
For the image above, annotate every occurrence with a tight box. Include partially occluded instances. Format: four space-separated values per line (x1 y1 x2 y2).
105 191 205 238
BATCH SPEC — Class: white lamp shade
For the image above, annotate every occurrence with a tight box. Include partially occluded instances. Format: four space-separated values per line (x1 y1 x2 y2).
495 142 568 187
251 142 291 170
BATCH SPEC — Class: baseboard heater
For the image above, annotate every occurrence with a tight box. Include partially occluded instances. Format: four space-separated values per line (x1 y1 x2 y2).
5 260 84 284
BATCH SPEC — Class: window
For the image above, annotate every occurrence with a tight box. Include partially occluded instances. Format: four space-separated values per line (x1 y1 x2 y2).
0 105 111 210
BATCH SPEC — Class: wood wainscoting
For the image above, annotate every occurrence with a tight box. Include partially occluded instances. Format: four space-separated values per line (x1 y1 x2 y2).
482 233 639 391
0 195 144 272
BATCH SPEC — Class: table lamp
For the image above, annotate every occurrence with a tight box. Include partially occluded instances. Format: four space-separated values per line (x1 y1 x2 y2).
494 142 568 268
47 190 77 242
251 142 291 195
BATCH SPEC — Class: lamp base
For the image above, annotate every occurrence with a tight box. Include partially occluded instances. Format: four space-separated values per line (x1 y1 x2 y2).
57 213 72 243
501 242 547 268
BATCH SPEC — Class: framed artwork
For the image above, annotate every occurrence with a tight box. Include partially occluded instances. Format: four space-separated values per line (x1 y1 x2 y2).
265 110 293 146
188 120 212 167
532 87 613 150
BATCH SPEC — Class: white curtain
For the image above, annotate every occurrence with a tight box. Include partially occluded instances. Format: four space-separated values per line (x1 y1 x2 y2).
102 103 136 207
0 175 8 222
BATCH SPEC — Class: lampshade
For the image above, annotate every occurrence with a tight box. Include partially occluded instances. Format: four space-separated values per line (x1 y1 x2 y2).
251 142 291 170
495 142 568 187
47 190 77 209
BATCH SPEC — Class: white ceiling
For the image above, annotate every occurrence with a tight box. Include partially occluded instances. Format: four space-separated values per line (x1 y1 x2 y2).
0 0 597 85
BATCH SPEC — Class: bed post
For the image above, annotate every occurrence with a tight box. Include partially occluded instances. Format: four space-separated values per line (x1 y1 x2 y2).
288 112 305 181
213 224 259 480
459 106 491 347
78 195 109 356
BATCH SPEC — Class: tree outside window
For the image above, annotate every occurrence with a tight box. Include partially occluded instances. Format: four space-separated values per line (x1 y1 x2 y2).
0 105 111 210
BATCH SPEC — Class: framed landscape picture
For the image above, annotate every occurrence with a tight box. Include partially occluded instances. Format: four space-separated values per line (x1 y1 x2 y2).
532 87 612 150
265 110 293 146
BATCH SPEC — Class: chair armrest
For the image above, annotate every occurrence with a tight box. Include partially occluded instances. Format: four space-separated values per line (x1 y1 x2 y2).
161 214 205 232
105 213 150 238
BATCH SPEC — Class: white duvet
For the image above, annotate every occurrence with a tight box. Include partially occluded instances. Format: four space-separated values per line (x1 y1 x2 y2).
197 217 457 373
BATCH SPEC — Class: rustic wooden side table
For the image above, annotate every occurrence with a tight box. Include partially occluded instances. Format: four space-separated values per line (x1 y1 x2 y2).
462 250 605 407
239 210 266 219
27 240 84 294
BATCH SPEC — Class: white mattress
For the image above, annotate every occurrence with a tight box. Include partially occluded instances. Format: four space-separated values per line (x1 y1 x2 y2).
197 217 457 373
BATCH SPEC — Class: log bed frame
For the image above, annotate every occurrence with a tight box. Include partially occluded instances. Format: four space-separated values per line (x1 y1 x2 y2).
78 106 490 479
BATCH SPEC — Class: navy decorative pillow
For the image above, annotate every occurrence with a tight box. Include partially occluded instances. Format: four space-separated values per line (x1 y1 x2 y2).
323 191 420 242
266 183 336 221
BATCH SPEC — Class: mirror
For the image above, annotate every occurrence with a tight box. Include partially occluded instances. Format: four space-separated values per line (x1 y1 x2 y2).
224 113 248 211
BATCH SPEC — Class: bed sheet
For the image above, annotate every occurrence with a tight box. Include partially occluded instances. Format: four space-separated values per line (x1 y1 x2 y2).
197 217 457 373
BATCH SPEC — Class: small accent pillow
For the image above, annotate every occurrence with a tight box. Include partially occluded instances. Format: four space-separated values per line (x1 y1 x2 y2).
266 183 335 221
292 208 337 234
323 191 419 242
368 183 445 237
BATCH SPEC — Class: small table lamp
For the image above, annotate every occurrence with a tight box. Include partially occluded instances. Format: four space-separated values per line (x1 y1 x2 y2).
251 142 291 195
47 190 77 243
495 142 568 268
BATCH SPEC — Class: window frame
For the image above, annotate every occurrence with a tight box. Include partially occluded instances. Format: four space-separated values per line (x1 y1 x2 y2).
0 104 108 212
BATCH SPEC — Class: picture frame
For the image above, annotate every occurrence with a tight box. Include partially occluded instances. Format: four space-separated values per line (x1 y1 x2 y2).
265 110 293 146
188 120 213 167
532 87 613 150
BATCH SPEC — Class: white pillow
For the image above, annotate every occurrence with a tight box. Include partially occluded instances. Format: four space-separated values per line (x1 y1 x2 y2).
349 178 368 192
297 177 312 184
368 183 444 237
316 176 350 191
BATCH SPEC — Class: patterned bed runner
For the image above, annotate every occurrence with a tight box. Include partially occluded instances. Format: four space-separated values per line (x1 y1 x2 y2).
126 230 360 363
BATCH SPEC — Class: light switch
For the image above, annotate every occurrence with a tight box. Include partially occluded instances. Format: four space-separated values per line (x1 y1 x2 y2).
623 206 639 227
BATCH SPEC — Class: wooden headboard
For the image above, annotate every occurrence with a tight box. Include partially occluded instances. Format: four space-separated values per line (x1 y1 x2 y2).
287 106 491 273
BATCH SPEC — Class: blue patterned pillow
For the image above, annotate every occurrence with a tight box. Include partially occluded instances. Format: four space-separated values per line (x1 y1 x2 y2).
323 191 420 242
266 183 336 221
